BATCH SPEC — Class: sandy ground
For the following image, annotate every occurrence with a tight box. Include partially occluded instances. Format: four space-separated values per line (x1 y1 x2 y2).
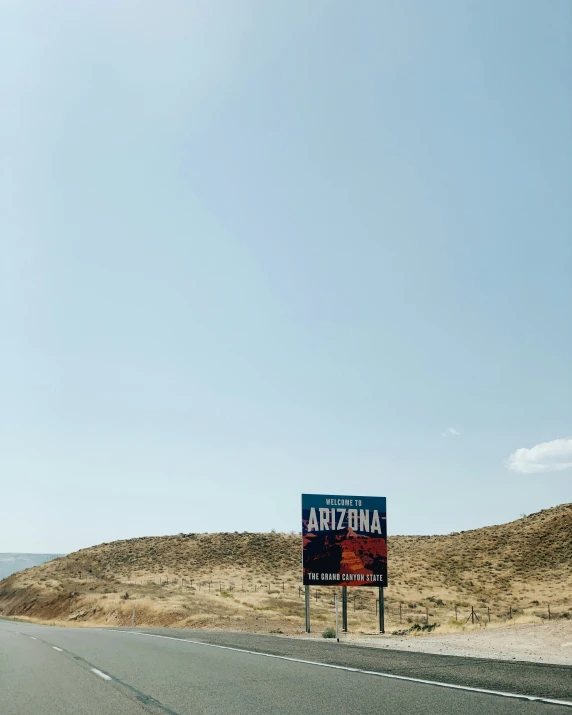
334 621 572 666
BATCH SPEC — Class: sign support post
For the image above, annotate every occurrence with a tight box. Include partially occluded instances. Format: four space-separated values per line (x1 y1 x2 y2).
342 585 348 632
305 585 310 633
335 594 339 642
378 586 385 634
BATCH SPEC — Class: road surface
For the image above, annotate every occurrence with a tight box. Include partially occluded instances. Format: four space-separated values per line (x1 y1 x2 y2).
0 620 570 714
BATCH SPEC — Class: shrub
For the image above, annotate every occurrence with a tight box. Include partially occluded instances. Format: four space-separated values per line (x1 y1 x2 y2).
427 597 445 606
410 622 439 633
322 627 336 638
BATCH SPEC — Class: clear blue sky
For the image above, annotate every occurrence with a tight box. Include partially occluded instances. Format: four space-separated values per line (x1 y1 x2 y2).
1 1 571 553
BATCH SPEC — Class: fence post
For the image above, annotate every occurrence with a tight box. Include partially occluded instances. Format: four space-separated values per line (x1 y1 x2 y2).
509 606 512 619
455 605 458 621
471 606 475 624
305 585 310 633
548 604 551 621
399 602 402 624
488 607 490 623
426 607 429 624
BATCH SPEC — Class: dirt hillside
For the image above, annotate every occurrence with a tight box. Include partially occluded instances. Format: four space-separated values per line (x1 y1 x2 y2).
1 504 570 634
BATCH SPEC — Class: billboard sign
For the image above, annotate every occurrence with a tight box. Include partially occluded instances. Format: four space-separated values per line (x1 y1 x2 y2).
302 494 387 587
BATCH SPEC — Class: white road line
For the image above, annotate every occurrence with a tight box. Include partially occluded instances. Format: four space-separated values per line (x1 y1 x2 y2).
91 668 112 681
52 646 63 652
30 637 37 640
114 630 572 708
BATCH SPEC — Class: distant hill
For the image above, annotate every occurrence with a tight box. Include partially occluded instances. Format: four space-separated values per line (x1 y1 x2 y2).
0 505 570 633
0 554 64 580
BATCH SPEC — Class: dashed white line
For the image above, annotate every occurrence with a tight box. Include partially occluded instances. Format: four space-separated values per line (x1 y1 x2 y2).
52 646 63 652
30 637 37 640
91 668 112 681
114 630 572 708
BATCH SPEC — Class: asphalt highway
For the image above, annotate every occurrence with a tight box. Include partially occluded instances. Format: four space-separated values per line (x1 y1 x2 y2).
1 620 570 715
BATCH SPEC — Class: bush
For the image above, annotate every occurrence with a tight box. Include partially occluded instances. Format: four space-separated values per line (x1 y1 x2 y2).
410 622 439 633
322 627 337 638
427 596 445 606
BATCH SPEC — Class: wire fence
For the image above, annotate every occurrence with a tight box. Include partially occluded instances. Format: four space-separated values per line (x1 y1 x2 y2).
40 554 64 564
64 569 570 628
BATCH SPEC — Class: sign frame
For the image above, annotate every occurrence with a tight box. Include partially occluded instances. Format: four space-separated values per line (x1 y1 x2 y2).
302 493 387 588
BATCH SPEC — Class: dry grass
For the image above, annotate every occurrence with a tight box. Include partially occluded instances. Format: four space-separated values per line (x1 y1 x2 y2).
1 504 570 636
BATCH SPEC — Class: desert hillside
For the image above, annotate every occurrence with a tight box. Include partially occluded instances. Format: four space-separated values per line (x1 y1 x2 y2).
0 504 570 634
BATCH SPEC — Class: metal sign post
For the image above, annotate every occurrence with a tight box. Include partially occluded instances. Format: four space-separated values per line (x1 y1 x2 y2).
378 586 385 634
335 594 339 642
342 585 348 632
305 585 311 633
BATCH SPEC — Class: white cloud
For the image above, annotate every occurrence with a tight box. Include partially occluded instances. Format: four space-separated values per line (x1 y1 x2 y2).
442 427 460 437
506 438 572 474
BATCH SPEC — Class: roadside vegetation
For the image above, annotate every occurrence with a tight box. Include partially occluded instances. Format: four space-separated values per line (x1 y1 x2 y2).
0 504 570 637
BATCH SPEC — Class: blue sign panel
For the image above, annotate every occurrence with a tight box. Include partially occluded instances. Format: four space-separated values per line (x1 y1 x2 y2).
302 494 387 587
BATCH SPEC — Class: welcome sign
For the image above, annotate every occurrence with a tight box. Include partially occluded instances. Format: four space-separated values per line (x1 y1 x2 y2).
302 494 387 587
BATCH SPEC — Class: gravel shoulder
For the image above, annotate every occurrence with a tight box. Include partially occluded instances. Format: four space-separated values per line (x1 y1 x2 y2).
340 620 572 666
